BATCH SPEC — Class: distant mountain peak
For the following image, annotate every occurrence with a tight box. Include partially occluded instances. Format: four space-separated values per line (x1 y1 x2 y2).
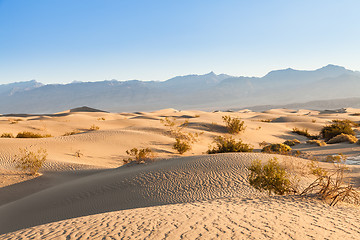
318 64 347 71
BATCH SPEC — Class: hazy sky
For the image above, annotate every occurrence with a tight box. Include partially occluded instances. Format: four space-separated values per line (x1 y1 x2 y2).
1 0 359 84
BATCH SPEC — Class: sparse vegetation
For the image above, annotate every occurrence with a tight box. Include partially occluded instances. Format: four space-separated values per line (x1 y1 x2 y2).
161 117 201 154
8 118 23 124
306 139 327 146
63 130 81 136
301 155 360 206
320 120 355 141
222 115 245 134
97 117 106 121
13 148 47 175
1 133 14 138
207 136 253 154
312 119 317 123
74 150 83 158
258 141 270 148
123 148 155 164
283 139 301 147
327 133 358 144
89 125 100 131
261 143 291 154
292 127 318 140
248 158 295 195
260 119 273 123
16 131 52 138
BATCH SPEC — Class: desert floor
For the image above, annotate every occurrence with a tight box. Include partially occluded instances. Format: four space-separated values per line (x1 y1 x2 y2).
0 107 360 239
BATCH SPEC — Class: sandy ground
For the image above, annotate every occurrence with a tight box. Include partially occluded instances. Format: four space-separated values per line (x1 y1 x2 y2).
0 107 360 238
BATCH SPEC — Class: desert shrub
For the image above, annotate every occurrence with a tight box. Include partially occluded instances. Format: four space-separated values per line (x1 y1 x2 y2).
331 119 359 127
306 139 327 146
89 125 100 131
97 117 106 121
351 113 360 116
74 150 83 158
320 121 355 141
63 130 81 136
261 143 291 154
173 138 191 154
258 141 270 148
16 131 52 138
327 133 358 144
207 136 253 154
222 115 245 134
13 148 47 175
302 156 360 206
248 158 295 195
292 127 318 140
260 119 273 123
283 139 301 147
161 117 201 154
123 148 155 164
1 133 14 138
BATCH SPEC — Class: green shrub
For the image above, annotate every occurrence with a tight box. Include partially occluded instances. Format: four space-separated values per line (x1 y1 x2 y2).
248 158 294 195
13 148 47 175
261 143 291 154
207 136 253 154
292 127 318 140
327 133 358 144
222 115 245 134
16 131 52 138
283 139 300 147
124 148 154 164
161 117 201 154
173 138 191 154
1 133 14 138
320 120 355 141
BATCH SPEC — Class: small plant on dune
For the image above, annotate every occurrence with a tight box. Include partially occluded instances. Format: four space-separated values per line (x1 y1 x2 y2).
207 136 253 154
74 150 83 158
248 157 296 195
320 120 355 141
306 139 327 147
283 139 301 147
1 133 14 138
89 125 100 131
13 148 47 175
292 127 318 140
161 117 201 154
97 117 106 121
123 148 155 164
258 141 270 148
222 115 246 134
8 118 23 124
63 130 81 136
16 131 52 138
260 119 273 123
326 133 358 144
261 143 292 155
301 155 360 206
312 119 317 123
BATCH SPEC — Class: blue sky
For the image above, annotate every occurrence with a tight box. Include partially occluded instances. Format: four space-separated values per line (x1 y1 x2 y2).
0 0 359 84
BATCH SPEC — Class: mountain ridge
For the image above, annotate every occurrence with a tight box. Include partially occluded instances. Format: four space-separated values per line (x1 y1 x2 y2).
1 65 359 114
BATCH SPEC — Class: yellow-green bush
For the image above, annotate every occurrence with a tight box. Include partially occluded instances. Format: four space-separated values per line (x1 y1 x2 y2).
14 148 47 175
248 158 294 195
124 148 154 164
261 143 291 154
320 120 355 141
16 131 52 138
1 133 14 138
207 136 253 154
222 115 245 134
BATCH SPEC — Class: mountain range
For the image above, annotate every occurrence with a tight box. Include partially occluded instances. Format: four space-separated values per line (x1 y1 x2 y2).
1 64 360 114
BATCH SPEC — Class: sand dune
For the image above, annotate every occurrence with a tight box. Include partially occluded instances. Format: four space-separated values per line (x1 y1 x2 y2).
0 108 360 238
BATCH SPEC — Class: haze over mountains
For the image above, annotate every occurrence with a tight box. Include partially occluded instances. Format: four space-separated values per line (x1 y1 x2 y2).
1 64 360 114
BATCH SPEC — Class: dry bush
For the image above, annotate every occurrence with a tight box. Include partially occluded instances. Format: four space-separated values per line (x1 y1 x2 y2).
1 133 14 138
261 143 292 154
89 125 100 131
9 118 23 124
207 136 253 154
161 117 201 154
292 127 318 140
123 148 155 164
306 139 327 146
320 120 355 141
97 117 106 121
248 157 296 195
301 156 360 206
63 130 81 136
327 133 358 144
13 148 47 175
260 119 274 123
222 115 245 134
16 131 52 138
259 141 270 148
74 150 83 158
283 139 301 147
